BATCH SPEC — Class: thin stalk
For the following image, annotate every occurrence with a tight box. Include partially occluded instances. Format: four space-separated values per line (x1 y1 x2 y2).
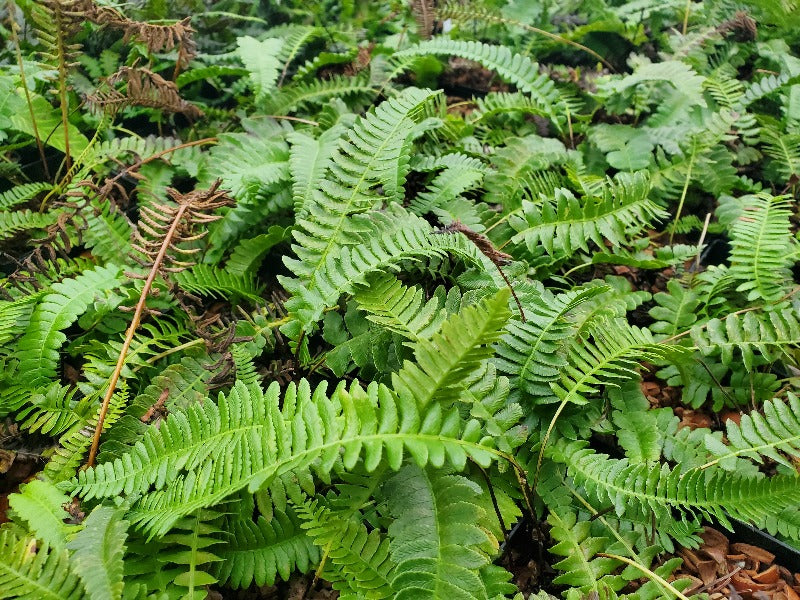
669 147 696 245
598 554 691 600
86 203 190 467
8 1 51 181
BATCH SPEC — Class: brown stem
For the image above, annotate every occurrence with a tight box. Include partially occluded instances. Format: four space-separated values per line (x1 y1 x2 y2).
86 203 189 467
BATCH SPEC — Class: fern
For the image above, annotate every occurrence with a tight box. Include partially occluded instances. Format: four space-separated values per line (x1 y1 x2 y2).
551 440 800 538
385 464 510 600
66 378 509 537
174 265 263 303
3 264 123 406
236 36 283 102
0 209 59 241
66 505 128 600
690 306 800 370
394 38 560 119
0 530 85 600
296 496 395 598
508 172 666 258
728 193 795 302
704 393 800 470
214 510 319 588
392 289 511 409
352 273 448 342
0 182 53 210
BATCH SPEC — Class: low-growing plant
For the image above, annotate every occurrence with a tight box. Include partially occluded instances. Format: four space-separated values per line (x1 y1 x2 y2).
1 0 800 598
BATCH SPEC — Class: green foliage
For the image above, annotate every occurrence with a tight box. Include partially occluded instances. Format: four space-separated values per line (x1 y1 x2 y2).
3 0 800 598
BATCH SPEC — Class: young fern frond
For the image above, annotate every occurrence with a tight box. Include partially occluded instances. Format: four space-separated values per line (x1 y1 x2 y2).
728 193 795 302
288 124 349 218
263 74 376 115
174 265 263 303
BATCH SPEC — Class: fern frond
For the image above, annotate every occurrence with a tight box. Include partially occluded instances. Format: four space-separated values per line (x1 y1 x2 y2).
288 124 349 218
553 319 686 405
296 497 395 598
508 172 666 258
704 394 800 470
66 505 128 600
494 286 605 400
264 74 376 115
352 273 447 342
392 289 511 409
8 480 74 550
760 127 800 184
67 379 507 537
0 182 53 210
226 227 289 276
728 193 795 302
0 530 85 600
551 440 800 539
394 38 560 119
408 153 485 218
7 263 123 393
214 510 319 588
385 464 508 600
174 265 263 303
0 209 59 242
648 279 701 339
237 36 283 103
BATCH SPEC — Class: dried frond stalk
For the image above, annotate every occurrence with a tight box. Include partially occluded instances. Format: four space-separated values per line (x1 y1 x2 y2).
88 8 197 71
410 0 436 39
86 181 233 467
87 66 203 118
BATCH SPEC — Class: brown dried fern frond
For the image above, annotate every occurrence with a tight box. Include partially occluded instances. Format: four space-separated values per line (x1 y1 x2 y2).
86 180 233 467
410 0 436 39
88 8 197 73
86 67 203 118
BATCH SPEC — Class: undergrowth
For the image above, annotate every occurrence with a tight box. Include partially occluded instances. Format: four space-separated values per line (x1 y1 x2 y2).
1 0 800 598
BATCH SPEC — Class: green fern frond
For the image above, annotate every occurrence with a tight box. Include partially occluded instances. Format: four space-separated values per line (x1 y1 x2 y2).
385 464 508 600
174 265 263 303
494 286 605 400
226 226 290 276
728 193 795 302
392 289 511 409
288 124 350 218
5 263 123 399
8 480 75 550
648 279 701 339
66 505 128 600
551 440 800 539
0 182 53 210
0 530 85 600
214 510 319 588
162 509 224 599
553 318 686 405
760 127 800 184
408 153 485 218
237 36 283 102
67 379 506 537
352 274 447 342
296 497 395 599
283 204 484 334
509 172 666 258
16 384 80 436
264 74 376 115
704 394 800 470
394 38 560 119
0 294 39 348
82 201 132 264
0 209 59 242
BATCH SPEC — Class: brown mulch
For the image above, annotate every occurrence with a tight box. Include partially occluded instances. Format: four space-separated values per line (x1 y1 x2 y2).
676 527 800 599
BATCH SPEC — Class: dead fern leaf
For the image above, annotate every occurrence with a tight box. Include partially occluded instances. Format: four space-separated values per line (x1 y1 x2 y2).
410 0 436 39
